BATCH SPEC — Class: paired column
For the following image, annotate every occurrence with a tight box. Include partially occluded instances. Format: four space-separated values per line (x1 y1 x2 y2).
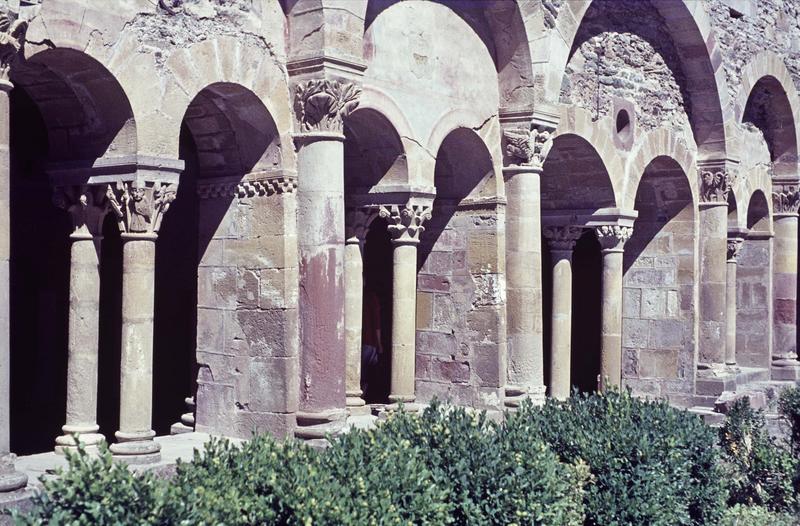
501 125 548 405
344 208 373 414
0 64 26 490
292 79 360 436
543 226 582 400
380 204 431 405
53 186 108 453
725 231 745 367
594 225 633 390
697 164 733 374
772 185 800 379
106 181 176 463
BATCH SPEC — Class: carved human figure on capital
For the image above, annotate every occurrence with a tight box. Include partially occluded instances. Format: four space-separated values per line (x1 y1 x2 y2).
502 125 554 169
0 9 27 83
106 181 177 234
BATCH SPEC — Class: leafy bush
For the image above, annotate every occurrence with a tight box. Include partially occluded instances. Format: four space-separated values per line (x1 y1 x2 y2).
719 397 798 513
779 386 800 457
718 504 797 526
375 402 588 525
13 444 166 525
508 389 727 526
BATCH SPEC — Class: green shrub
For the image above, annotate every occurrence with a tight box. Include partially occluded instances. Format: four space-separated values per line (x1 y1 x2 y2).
718 504 797 526
12 444 165 525
376 402 588 525
508 389 727 526
719 397 798 512
779 386 800 457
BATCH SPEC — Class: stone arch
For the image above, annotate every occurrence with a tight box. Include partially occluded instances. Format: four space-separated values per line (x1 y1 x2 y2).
364 0 536 111
623 155 697 397
542 0 732 159
624 128 697 210
416 127 505 409
734 52 800 178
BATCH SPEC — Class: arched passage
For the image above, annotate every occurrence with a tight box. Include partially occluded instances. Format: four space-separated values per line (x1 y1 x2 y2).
175 82 295 438
9 48 136 454
623 157 696 398
417 128 503 408
735 191 773 369
541 133 616 396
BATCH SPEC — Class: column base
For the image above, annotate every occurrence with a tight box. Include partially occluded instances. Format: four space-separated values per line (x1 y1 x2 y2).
55 424 105 454
504 385 547 409
171 397 196 435
346 390 370 416
295 409 347 448
772 357 800 381
109 430 161 464
0 455 27 493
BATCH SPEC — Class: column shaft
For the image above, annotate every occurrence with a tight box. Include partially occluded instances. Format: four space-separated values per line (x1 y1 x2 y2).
698 203 728 368
390 241 418 403
599 249 624 389
725 258 738 366
773 214 798 363
110 233 161 463
504 168 544 401
56 234 104 451
295 135 347 416
344 238 366 410
0 80 26 491
550 250 573 400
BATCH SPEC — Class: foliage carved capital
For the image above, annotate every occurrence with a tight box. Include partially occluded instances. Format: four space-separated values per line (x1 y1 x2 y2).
293 79 361 134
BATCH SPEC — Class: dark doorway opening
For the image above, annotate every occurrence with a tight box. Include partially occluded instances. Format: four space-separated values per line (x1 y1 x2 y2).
361 217 393 404
571 230 602 393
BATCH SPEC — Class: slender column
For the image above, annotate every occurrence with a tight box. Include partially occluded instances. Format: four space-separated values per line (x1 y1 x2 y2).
106 181 176 463
292 79 360 437
543 226 582 400
501 123 553 405
53 186 108 453
344 207 373 413
697 165 733 374
595 225 633 390
0 29 27 489
772 185 800 379
725 232 745 367
380 204 431 404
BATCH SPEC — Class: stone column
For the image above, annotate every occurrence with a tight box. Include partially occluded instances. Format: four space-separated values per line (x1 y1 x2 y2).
292 79 360 439
772 185 800 380
725 232 745 367
501 124 552 406
543 226 582 400
344 207 373 414
106 181 176 463
52 186 108 453
595 225 633 390
380 204 431 405
697 165 733 374
0 40 27 491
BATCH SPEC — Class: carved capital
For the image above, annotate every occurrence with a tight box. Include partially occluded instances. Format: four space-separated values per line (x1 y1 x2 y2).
378 204 432 244
699 168 732 204
52 185 109 237
106 181 177 234
0 11 27 83
726 238 743 262
293 79 361 134
345 206 377 243
502 124 554 169
543 225 583 251
772 185 800 215
595 225 633 252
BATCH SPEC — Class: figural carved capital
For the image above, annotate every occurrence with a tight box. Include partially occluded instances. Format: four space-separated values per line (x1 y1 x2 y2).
378 204 432 244
772 185 800 216
293 79 361 134
726 238 743 262
594 225 633 252
542 225 583 251
502 124 554 169
0 10 27 84
52 185 109 238
698 168 732 204
106 181 177 234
